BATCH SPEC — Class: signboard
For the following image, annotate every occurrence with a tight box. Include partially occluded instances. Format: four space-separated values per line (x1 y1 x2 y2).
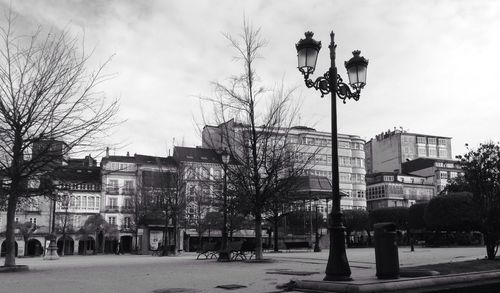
137 228 143 236
149 230 163 250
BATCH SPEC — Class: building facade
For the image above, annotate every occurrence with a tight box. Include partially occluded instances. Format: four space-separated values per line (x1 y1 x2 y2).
402 158 463 194
365 129 453 174
366 172 435 210
202 121 367 211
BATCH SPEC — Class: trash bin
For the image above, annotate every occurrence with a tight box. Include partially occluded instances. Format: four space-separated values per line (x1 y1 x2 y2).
374 222 399 279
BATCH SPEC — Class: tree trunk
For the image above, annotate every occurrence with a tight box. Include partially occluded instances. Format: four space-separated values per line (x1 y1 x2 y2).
83 237 87 255
485 232 498 260
273 216 279 252
4 193 19 266
254 212 263 260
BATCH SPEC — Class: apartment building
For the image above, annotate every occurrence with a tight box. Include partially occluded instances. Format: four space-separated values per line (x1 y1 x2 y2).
365 129 453 174
366 172 435 210
402 158 463 194
202 121 367 211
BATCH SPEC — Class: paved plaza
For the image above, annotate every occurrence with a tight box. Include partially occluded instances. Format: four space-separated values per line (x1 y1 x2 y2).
0 246 487 293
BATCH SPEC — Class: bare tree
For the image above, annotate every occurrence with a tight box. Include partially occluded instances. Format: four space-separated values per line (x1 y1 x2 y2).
202 21 314 260
0 13 119 266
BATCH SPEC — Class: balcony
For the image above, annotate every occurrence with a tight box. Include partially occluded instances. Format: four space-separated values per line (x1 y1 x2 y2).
104 205 120 213
121 188 135 195
106 188 119 195
120 225 133 232
120 206 134 214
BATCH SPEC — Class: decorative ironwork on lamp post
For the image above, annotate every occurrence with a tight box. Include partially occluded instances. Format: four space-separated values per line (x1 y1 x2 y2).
217 149 231 262
296 31 368 281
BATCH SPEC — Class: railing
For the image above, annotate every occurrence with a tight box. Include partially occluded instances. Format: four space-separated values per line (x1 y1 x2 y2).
120 206 134 213
121 189 135 195
104 205 120 213
106 188 119 195
120 225 133 232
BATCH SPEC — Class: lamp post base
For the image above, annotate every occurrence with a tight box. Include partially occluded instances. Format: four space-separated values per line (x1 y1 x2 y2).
44 240 59 260
324 213 351 281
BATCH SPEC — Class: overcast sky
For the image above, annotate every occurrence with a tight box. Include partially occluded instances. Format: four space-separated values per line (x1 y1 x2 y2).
3 0 500 159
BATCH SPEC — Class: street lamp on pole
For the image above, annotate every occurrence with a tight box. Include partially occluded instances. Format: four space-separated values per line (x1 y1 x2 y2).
296 31 368 281
217 149 231 262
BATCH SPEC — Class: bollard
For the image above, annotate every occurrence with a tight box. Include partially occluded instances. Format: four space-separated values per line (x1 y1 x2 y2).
374 222 399 279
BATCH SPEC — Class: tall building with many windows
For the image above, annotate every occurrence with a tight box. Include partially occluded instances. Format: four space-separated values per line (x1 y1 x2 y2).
202 121 366 211
365 128 453 174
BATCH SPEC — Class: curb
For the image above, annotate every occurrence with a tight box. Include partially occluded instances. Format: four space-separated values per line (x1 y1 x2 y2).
0 265 30 273
291 270 500 292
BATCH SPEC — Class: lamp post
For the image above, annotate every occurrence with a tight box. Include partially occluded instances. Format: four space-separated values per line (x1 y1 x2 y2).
296 31 368 281
44 196 59 260
314 197 321 252
217 149 231 262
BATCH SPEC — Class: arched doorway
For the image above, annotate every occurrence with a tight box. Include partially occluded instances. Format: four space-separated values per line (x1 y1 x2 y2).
0 240 18 257
120 235 133 253
26 239 43 256
104 237 118 254
78 236 96 255
57 236 74 255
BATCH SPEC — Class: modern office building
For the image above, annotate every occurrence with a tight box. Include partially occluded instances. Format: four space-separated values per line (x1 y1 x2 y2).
365 128 453 174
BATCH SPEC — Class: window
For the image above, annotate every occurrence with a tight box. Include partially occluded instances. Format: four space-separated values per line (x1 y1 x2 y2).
15 217 19 223
428 148 437 157
438 148 448 158
108 179 119 194
339 173 351 183
123 180 134 194
417 137 426 144
108 197 118 208
88 197 95 210
108 216 116 225
123 217 130 228
438 139 447 146
418 146 427 156
29 218 37 225
123 198 131 208
75 196 81 209
428 137 436 145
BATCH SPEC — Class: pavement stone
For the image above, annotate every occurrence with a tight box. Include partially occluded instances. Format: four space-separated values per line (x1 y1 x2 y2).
0 246 487 293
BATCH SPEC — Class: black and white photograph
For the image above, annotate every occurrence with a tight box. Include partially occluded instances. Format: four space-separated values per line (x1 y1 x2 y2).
0 1 500 292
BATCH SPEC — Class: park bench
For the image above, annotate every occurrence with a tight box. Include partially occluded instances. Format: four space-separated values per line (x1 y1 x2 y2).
284 241 311 251
196 242 219 260
229 240 256 261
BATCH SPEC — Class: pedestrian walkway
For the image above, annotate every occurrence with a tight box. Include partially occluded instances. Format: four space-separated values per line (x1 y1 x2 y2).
0 246 487 293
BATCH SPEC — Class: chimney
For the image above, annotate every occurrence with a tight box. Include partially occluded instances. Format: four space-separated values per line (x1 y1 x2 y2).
126 151 130 157
105 147 109 158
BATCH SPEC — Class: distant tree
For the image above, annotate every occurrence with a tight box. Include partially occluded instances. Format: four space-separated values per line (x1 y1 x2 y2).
0 12 119 267
424 192 480 232
408 203 428 231
78 214 115 254
201 20 314 260
369 207 409 230
343 209 371 246
446 142 500 259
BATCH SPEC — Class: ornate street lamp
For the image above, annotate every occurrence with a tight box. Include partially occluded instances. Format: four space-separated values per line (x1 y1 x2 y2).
296 31 368 281
217 149 231 262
